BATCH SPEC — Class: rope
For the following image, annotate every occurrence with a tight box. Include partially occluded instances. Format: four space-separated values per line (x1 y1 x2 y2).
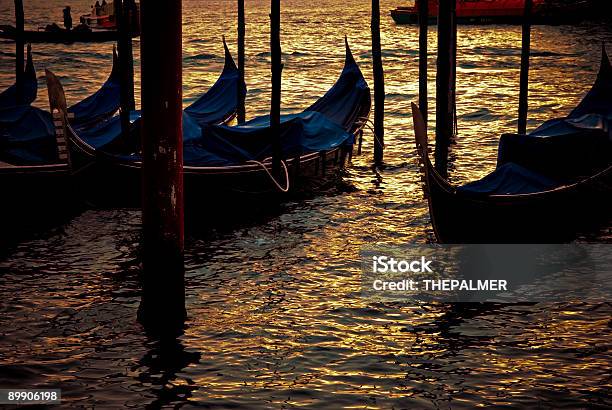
247 158 290 193
360 118 386 150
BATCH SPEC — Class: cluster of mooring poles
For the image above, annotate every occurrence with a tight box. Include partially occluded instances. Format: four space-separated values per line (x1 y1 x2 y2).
9 0 533 329
417 0 533 177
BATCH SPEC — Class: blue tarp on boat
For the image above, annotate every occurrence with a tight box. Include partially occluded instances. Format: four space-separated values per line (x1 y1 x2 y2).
497 45 612 178
0 46 37 109
0 48 121 165
77 39 244 152
183 111 353 166
77 38 368 168
458 163 559 195
0 105 55 164
184 39 245 127
305 37 371 131
104 112 353 168
68 48 121 128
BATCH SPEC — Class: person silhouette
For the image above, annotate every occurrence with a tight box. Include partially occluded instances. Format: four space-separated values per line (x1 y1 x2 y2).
63 6 72 31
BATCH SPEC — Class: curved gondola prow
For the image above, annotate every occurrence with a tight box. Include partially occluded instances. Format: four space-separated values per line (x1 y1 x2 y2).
25 44 37 98
568 43 612 119
343 35 358 72
184 37 243 126
306 37 371 134
110 44 120 81
45 69 71 167
222 35 238 73
411 102 455 242
598 43 611 79
67 47 121 128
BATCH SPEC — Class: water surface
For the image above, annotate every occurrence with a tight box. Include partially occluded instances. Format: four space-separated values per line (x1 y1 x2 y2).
1 0 611 407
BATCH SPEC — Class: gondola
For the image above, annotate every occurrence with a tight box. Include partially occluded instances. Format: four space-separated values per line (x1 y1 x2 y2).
0 47 121 166
412 47 612 243
65 38 371 203
496 45 612 180
0 49 123 230
0 44 37 109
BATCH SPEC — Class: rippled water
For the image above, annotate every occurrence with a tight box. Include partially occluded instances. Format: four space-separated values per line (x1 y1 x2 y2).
1 0 611 408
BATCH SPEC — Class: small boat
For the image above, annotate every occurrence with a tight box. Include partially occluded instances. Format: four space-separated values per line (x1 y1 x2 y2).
412 46 612 243
0 25 138 43
0 44 37 109
391 0 592 25
65 38 370 203
79 0 140 31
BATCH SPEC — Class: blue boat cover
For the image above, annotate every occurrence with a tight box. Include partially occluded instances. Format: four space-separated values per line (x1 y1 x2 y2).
0 105 55 164
497 45 612 178
305 37 371 131
77 39 367 168
68 47 121 128
183 111 353 166
184 39 245 127
95 111 352 168
0 48 121 165
76 40 244 152
0 46 37 109
458 163 559 195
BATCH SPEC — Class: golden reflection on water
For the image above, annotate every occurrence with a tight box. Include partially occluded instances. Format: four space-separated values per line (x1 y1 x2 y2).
0 0 611 407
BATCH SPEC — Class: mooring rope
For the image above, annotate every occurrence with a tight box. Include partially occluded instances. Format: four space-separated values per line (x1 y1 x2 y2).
247 158 290 193
357 117 386 150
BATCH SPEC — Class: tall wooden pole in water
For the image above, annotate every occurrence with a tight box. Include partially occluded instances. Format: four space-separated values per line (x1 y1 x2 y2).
237 0 246 123
518 0 533 135
270 0 282 175
14 0 24 104
418 0 428 124
115 0 136 139
434 0 456 178
371 0 385 165
138 0 185 329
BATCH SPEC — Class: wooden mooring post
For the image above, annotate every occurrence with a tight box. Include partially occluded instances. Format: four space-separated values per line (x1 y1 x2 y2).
270 0 282 176
518 0 533 135
434 0 456 178
138 0 186 330
418 0 428 125
115 0 136 139
14 0 24 104
371 0 385 165
237 0 246 124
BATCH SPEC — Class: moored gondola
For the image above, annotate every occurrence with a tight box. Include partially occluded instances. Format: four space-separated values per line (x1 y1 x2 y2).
497 45 612 180
412 102 611 243
412 47 612 243
412 48 612 243
65 38 370 205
